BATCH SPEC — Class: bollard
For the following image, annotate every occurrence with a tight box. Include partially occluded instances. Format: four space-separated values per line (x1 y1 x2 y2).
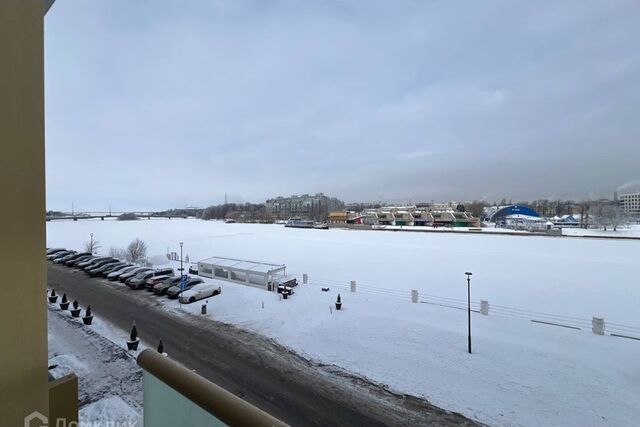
303 274 308 284
201 304 207 315
480 300 489 315
592 317 605 335
350 280 356 292
411 290 419 303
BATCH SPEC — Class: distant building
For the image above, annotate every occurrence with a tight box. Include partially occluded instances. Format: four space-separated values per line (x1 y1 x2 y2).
619 191 640 215
266 193 344 220
328 211 348 224
491 205 545 230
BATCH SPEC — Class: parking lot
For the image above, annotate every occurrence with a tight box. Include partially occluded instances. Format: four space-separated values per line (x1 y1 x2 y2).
47 262 475 427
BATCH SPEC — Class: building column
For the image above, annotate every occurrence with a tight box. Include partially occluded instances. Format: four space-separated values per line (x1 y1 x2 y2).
0 0 49 423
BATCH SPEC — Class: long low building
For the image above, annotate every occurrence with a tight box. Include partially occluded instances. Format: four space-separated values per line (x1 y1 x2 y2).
197 256 288 290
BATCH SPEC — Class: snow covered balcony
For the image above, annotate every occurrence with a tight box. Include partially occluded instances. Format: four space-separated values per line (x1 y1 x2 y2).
137 349 287 427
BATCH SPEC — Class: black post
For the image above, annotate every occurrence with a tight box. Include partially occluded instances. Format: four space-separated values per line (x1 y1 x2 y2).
465 272 472 354
90 233 94 254
179 242 183 275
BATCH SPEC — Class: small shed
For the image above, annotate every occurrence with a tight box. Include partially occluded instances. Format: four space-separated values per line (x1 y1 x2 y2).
197 256 287 289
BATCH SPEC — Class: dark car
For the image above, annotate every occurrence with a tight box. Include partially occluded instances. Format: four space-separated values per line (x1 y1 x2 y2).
82 257 116 271
188 265 198 275
106 265 139 281
119 267 153 283
148 276 181 292
77 256 109 269
55 251 90 264
65 255 94 267
143 275 172 291
102 263 132 278
47 250 73 261
153 276 186 295
126 268 174 289
46 248 66 255
53 251 76 263
88 261 127 277
166 278 204 299
52 250 77 262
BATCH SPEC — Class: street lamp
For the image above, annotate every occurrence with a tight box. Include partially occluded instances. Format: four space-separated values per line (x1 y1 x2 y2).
465 272 472 354
179 242 184 275
90 233 94 254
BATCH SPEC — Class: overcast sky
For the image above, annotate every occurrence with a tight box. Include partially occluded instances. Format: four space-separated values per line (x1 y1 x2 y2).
45 0 640 211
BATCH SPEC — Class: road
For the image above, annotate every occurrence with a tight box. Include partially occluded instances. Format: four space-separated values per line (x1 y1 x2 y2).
48 263 479 427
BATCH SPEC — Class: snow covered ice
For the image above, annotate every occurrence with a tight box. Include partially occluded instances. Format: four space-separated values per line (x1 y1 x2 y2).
47 218 640 426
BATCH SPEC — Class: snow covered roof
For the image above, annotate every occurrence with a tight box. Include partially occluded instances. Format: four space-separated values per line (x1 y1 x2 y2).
198 256 286 274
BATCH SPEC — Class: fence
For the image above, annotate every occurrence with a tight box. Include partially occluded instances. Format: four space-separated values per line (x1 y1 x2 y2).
288 271 640 341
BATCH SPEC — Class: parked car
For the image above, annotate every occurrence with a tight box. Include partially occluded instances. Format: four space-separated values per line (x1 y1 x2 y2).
88 261 127 277
102 263 133 278
153 276 186 295
99 262 129 277
51 250 77 262
47 250 73 260
188 265 198 275
119 267 153 283
144 275 173 291
106 265 139 281
126 268 174 289
46 248 66 255
77 256 110 269
56 252 90 264
83 258 118 272
166 278 204 299
178 283 222 304
53 251 77 263
65 255 94 267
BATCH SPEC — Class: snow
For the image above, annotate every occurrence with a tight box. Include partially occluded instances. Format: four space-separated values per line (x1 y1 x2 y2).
47 218 640 426
80 396 140 426
562 224 640 238
48 305 143 426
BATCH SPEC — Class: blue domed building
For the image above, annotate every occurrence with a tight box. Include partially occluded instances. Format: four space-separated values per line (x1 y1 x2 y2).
491 205 545 230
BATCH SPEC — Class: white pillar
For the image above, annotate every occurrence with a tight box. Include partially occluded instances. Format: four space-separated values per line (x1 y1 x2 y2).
592 317 605 335
303 273 308 284
411 289 419 303
480 300 489 315
350 280 356 292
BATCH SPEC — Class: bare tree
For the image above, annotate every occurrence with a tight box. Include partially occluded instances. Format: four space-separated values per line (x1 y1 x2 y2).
84 239 101 254
125 238 147 264
606 204 626 231
108 246 127 260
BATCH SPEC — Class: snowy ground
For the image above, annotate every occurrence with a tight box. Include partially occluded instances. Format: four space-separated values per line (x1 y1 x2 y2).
562 224 640 238
48 308 143 426
47 218 640 426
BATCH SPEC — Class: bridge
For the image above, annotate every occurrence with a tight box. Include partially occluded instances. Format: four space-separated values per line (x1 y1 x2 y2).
46 212 190 222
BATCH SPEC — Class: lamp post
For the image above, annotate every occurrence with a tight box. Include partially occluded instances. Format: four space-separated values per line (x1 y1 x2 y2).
465 272 472 354
90 233 94 254
179 242 184 275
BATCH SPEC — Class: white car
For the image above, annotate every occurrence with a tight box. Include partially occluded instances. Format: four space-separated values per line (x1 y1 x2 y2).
178 283 222 304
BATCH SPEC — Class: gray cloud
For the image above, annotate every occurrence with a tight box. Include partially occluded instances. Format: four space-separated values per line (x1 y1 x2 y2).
45 0 640 210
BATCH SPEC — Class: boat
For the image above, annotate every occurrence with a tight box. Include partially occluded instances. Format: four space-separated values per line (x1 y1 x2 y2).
284 218 314 228
224 218 236 223
313 222 329 230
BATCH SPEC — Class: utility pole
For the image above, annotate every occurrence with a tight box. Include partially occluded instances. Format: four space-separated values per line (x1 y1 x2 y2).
467 272 472 354
225 192 227 205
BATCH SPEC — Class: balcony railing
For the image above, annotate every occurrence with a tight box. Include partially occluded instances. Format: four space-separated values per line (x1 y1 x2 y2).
137 349 288 427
